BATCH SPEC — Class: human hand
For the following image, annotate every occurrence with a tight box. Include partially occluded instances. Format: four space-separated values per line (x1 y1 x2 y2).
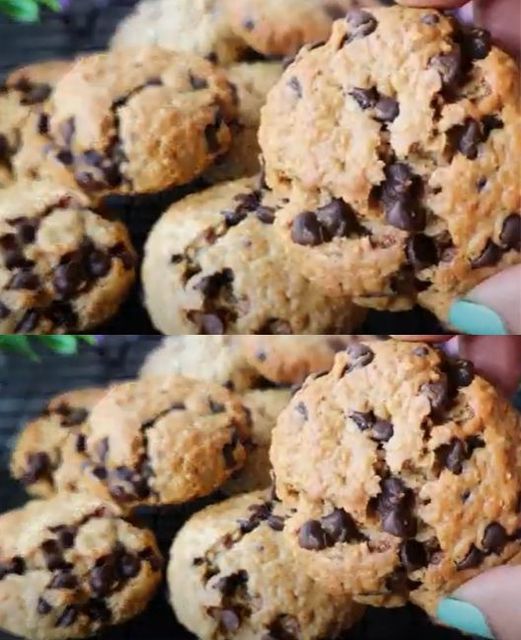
394 335 521 639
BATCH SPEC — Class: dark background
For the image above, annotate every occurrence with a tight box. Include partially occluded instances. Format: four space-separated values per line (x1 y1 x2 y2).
0 336 467 639
0 0 444 336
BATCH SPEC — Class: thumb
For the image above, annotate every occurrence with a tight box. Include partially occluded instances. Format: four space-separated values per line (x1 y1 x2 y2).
448 265 521 335
437 562 521 640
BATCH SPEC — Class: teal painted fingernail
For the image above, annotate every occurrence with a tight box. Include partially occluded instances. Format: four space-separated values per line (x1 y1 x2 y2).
437 598 494 639
449 300 508 335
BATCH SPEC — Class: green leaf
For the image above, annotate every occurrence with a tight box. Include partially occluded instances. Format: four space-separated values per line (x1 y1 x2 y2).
37 0 59 10
0 336 38 359
0 0 40 22
35 336 79 355
77 335 96 346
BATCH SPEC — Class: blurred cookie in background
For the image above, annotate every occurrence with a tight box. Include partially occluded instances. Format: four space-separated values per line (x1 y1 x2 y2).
241 335 354 386
202 61 283 184
140 336 261 392
111 0 248 65
10 387 105 498
223 388 291 495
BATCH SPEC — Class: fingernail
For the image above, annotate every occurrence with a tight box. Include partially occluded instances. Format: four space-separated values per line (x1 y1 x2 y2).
448 300 508 335
437 597 495 638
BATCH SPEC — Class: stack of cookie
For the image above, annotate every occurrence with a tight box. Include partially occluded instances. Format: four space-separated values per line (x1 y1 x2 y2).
3 335 364 639
3 336 521 639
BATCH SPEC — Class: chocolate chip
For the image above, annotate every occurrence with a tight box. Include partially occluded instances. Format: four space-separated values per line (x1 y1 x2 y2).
92 466 107 480
371 420 394 443
222 431 240 469
386 198 425 232
470 240 501 268
482 522 508 555
15 309 40 333
315 200 358 240
13 218 38 244
189 73 208 90
431 49 462 90
456 119 483 159
38 112 49 134
321 509 363 543
291 211 323 246
118 552 141 578
298 520 328 550
1 233 31 270
49 571 78 589
456 544 484 570
220 609 241 632
205 112 223 153
209 399 225 414
243 18 255 30
199 313 225 335
406 235 438 270
83 599 111 623
90 556 117 596
345 10 377 39
436 438 466 475
374 97 399 123
350 87 378 110
55 605 78 628
350 411 375 431
256 206 275 224
22 452 52 485
0 556 25 580
295 402 308 420
41 540 69 571
346 343 374 368
421 378 449 419
267 515 285 531
56 149 74 166
448 359 475 388
53 258 86 297
287 77 302 98
463 27 492 60
382 506 417 538
87 249 112 278
421 13 439 25
500 214 520 251
0 301 10 319
20 82 51 105
59 118 75 146
49 525 77 549
37 598 52 615
9 268 40 290
400 540 428 571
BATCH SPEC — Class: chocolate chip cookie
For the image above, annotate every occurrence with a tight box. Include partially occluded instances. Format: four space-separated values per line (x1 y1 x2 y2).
142 176 366 334
0 181 136 333
140 336 262 393
0 493 162 640
21 47 237 200
270 340 521 614
84 376 252 509
0 59 70 184
202 61 283 185
259 7 521 317
10 387 106 498
168 490 365 640
223 389 291 495
111 0 248 65
240 336 354 385
223 0 368 57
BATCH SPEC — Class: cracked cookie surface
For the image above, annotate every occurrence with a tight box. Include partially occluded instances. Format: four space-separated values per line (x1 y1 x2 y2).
0 493 162 640
142 176 366 334
10 387 106 498
0 59 70 185
259 7 521 317
111 0 248 65
270 340 521 614
168 490 365 640
0 181 136 334
19 47 237 199
85 376 252 509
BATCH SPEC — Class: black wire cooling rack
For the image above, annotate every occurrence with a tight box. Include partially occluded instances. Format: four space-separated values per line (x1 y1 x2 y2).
0 0 445 336
0 337 468 640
